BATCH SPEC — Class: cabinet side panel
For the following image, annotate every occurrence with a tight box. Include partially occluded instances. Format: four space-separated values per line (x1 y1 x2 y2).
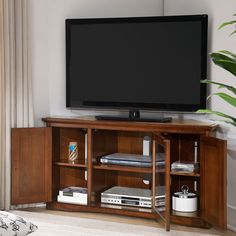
11 128 52 205
200 136 227 229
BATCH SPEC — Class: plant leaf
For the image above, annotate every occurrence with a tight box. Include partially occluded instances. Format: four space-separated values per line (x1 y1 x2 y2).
218 20 236 30
211 58 236 77
219 50 236 60
197 109 236 124
230 30 236 36
210 52 236 76
208 92 236 107
211 52 236 62
201 79 236 95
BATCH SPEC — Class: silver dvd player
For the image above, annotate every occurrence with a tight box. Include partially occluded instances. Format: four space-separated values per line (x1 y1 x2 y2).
101 186 158 208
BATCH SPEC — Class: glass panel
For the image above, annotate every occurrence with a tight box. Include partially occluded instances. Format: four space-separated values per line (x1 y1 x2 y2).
152 137 170 231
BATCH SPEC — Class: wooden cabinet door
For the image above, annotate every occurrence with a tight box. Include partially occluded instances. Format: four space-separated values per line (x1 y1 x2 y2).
200 136 227 229
152 134 171 231
11 128 52 205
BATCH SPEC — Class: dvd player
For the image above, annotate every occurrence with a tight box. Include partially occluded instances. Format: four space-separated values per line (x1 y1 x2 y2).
101 186 165 208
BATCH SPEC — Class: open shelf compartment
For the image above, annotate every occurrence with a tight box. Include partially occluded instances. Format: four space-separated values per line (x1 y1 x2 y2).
91 129 161 172
51 127 88 205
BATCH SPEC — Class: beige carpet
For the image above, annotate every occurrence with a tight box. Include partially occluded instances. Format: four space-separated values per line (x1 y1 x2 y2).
10 210 223 236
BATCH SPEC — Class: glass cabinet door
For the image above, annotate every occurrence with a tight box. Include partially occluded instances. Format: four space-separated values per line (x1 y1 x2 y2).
152 134 170 231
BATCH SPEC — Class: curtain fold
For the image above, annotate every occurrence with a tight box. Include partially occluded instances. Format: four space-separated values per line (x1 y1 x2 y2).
0 0 5 211
0 0 34 210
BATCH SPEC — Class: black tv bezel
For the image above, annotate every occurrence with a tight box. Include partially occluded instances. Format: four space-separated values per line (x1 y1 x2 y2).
66 14 208 112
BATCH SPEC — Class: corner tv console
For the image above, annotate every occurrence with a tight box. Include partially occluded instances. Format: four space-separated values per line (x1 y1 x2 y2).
11 117 227 231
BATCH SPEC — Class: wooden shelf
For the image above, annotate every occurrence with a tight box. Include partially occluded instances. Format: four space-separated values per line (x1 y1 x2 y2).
171 209 200 218
98 202 153 213
54 161 86 168
170 171 200 177
47 201 155 219
93 164 152 173
171 210 210 228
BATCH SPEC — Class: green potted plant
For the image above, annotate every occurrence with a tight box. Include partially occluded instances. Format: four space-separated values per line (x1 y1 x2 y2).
198 14 236 126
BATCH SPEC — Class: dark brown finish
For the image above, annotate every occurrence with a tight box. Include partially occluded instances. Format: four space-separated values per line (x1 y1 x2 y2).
11 128 52 204
51 128 60 201
47 201 156 219
200 136 227 229
170 171 200 177
87 128 93 206
170 175 199 197
54 162 86 168
42 117 216 134
59 166 86 189
171 210 211 228
164 139 171 231
93 164 152 173
59 128 86 164
11 117 227 231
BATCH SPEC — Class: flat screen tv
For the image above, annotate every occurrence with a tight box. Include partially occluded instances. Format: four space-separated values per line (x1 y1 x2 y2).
66 15 208 121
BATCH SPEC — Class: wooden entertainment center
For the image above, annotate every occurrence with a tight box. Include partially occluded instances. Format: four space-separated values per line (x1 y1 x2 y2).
11 117 227 231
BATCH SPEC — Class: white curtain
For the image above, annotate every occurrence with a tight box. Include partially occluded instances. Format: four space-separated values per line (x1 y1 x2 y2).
0 0 34 210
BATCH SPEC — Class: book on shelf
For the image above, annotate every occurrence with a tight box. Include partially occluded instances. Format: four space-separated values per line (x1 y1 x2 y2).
100 152 165 167
57 186 87 205
171 161 199 172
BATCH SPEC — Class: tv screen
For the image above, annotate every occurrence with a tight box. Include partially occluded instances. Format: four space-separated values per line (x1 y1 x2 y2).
66 15 207 113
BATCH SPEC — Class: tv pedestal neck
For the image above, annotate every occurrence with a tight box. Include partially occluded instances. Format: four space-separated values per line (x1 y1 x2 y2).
95 110 172 123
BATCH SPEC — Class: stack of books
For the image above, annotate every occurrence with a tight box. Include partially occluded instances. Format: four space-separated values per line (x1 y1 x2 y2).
57 186 87 205
171 161 199 172
100 153 165 167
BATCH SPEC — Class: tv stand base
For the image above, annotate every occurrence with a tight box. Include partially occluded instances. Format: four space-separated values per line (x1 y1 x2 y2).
95 116 172 123
96 110 172 122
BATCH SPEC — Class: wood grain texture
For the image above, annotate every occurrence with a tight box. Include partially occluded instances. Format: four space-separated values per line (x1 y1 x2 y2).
59 128 86 164
10 117 225 230
87 128 93 206
46 201 156 219
92 130 117 163
171 212 211 228
54 162 86 168
93 164 152 173
11 128 52 204
42 117 216 134
170 171 200 177
117 131 151 154
200 136 227 230
59 167 86 189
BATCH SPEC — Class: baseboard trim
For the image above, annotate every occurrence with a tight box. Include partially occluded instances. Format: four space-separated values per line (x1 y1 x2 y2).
227 204 236 232
227 204 236 211
228 224 236 232
11 203 46 210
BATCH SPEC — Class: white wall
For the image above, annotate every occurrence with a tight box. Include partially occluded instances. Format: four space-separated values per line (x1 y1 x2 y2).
30 0 164 126
164 0 236 231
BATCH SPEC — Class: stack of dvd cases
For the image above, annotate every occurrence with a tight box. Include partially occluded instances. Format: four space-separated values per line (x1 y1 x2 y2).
100 153 165 167
57 187 87 205
171 161 199 172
